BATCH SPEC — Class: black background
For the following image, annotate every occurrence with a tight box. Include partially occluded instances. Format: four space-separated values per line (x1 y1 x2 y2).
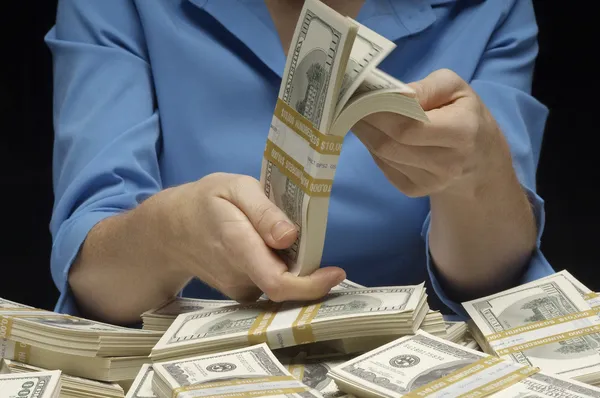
0 2 596 311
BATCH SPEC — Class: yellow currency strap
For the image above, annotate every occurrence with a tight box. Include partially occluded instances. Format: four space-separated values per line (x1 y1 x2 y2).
172 375 309 398
247 302 282 345
496 324 600 356
0 316 13 339
485 309 600 342
403 357 503 398
273 98 344 156
13 341 31 363
457 366 539 398
292 303 321 345
264 140 334 198
584 292 599 300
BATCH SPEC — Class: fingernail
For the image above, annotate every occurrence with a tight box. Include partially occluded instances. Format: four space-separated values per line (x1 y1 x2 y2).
271 221 295 241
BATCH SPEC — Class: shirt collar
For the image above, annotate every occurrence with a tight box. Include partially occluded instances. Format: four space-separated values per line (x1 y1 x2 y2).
186 0 450 77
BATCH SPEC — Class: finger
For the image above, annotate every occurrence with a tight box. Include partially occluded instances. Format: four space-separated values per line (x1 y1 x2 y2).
251 251 347 302
354 121 463 177
358 108 465 148
225 175 298 250
408 68 469 111
370 155 420 197
218 203 347 302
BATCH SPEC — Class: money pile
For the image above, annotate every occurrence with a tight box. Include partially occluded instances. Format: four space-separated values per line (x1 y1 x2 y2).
141 298 236 332
0 298 155 384
125 364 154 398
463 271 600 385
1 359 124 398
328 330 600 398
151 285 428 362
141 280 364 332
259 0 427 277
151 343 322 398
0 368 62 398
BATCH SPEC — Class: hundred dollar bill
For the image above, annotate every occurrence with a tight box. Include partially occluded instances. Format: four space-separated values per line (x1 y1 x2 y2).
0 370 61 398
537 270 600 309
499 371 600 397
261 0 357 276
334 21 396 118
1 359 124 398
0 297 162 358
151 285 426 361
142 298 237 331
151 343 323 398
126 364 155 398
283 356 352 398
463 274 600 383
328 330 539 398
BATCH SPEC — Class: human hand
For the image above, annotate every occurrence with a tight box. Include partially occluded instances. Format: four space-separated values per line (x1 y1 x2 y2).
353 68 510 198
162 172 346 303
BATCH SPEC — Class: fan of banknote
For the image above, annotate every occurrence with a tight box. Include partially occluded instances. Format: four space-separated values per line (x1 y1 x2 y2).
1 359 124 398
463 270 600 386
0 368 62 398
151 343 323 398
151 285 428 362
328 330 600 398
258 0 428 279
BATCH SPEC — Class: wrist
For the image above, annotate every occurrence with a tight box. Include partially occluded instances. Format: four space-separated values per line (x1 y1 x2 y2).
139 186 195 281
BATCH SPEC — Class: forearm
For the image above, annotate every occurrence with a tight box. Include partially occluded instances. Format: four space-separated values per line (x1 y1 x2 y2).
428 136 537 301
69 189 192 325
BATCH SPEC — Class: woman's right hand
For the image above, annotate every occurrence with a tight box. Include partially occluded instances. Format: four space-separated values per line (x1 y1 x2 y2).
160 172 346 303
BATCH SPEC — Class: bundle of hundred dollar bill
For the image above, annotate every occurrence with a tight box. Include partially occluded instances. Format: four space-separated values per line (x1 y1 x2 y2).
0 369 62 398
1 359 124 398
328 330 600 398
151 343 324 398
463 270 600 386
0 298 158 384
150 284 429 362
258 0 428 277
143 279 450 355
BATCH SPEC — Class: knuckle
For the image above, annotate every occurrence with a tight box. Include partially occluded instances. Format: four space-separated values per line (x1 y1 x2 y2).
254 203 277 231
263 281 286 302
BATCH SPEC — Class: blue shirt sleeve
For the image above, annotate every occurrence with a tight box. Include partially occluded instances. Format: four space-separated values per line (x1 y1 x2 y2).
45 0 162 315
423 0 555 319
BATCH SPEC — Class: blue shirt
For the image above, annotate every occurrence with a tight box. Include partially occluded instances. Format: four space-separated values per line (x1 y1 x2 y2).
45 0 555 320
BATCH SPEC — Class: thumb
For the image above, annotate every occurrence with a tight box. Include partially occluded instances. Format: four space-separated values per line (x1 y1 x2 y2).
226 176 298 250
408 68 468 111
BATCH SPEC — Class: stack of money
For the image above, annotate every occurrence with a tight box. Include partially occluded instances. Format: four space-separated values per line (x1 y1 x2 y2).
151 343 322 398
321 310 445 355
141 298 236 331
1 359 124 398
0 369 62 398
142 280 364 332
463 272 600 385
444 320 468 343
0 298 155 384
125 364 154 398
151 285 428 362
328 330 600 397
259 0 427 278
279 352 353 398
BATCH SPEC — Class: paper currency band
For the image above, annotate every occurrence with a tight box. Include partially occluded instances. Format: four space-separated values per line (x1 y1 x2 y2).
264 140 334 197
402 357 503 397
172 375 309 398
485 309 600 342
495 324 600 356
457 366 539 398
274 98 344 156
584 292 599 300
247 301 320 347
13 342 31 364
403 357 538 398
